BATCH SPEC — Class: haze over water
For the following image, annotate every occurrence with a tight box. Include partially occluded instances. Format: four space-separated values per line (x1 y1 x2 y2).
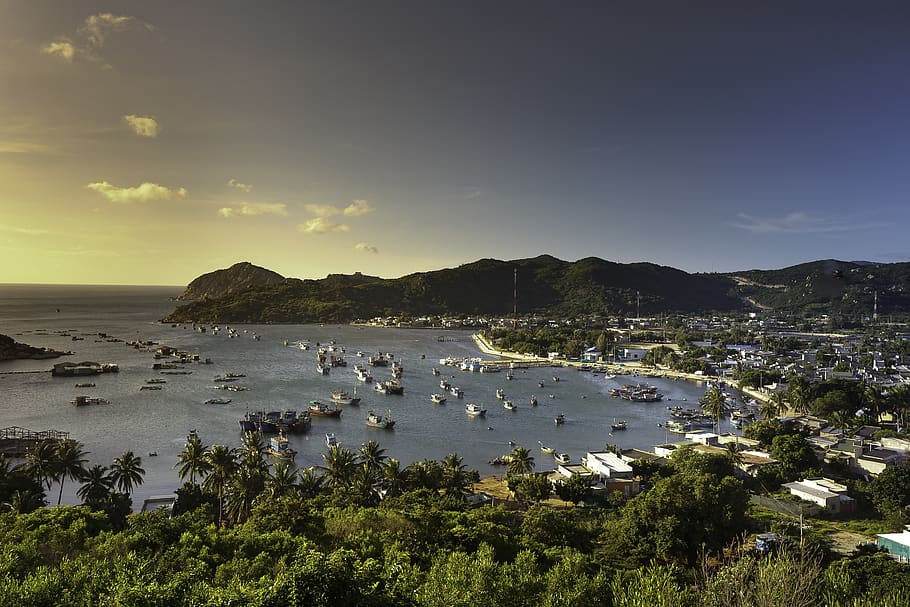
0 285 739 507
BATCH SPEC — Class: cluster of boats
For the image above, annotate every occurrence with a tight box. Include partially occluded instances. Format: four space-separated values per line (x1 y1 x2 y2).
239 410 312 434
609 383 664 402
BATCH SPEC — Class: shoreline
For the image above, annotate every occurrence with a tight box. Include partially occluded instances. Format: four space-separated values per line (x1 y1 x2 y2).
471 333 772 404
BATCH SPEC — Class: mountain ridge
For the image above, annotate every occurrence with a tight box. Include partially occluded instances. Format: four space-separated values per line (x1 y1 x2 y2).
162 256 910 324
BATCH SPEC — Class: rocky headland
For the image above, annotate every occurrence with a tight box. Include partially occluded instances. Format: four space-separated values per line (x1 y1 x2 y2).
0 334 69 362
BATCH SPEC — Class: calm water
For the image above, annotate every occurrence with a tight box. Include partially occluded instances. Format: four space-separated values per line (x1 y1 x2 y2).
0 285 740 507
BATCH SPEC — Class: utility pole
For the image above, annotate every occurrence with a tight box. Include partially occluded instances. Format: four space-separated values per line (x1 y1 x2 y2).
513 268 518 328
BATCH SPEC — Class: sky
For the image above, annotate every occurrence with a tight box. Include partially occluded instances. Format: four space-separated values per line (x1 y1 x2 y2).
2 1 910 285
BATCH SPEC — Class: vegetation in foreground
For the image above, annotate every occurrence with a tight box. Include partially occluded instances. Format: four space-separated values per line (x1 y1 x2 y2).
2 431 910 605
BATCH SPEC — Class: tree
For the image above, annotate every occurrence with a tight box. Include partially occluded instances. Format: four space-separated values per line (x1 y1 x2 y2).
175 436 211 486
225 464 262 525
702 386 729 433
507 446 535 476
202 444 238 526
441 453 471 497
25 438 57 493
514 473 553 504
770 434 819 481
871 461 910 522
555 473 591 505
77 464 114 507
380 458 409 498
297 466 326 499
359 440 387 477
51 439 89 506
265 461 299 499
109 450 144 497
322 445 358 489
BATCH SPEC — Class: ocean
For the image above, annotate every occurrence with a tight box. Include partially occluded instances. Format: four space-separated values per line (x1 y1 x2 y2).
0 284 737 508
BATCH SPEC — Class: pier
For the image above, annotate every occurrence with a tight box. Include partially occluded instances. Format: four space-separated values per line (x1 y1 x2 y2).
0 426 70 457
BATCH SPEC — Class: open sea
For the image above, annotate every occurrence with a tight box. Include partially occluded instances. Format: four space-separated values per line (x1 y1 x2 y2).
0 284 742 508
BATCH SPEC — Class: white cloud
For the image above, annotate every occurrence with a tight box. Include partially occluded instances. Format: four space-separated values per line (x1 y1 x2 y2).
304 203 340 217
123 115 159 138
43 13 153 65
86 181 187 203
218 202 288 218
731 212 886 234
298 218 350 234
0 223 51 236
0 141 53 154
355 242 379 254
343 199 374 216
79 13 152 48
42 40 75 62
227 178 253 193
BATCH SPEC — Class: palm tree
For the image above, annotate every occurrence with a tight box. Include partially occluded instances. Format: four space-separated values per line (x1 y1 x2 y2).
506 446 535 476
225 465 262 525
176 436 211 486
380 458 408 498
25 439 58 493
264 461 299 499
787 374 811 415
202 444 238 526
322 444 357 489
77 464 114 505
441 452 470 497
702 386 730 433
1 489 44 514
886 384 910 432
110 450 145 497
297 466 325 499
239 432 269 476
52 439 89 506
724 441 744 470
359 440 387 478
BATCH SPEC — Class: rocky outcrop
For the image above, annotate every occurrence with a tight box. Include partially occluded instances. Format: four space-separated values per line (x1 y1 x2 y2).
0 334 68 361
176 262 285 301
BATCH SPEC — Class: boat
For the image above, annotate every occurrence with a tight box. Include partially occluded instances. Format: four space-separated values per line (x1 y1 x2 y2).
145 378 167 384
611 420 627 431
554 453 570 465
366 409 395 429
439 379 451 390
374 381 390 394
368 354 389 367
74 382 95 388
432 367 440 376
139 385 162 390
161 370 192 375
71 395 109 406
495 388 505 400
430 393 447 404
330 390 361 406
530 395 538 406
355 365 373 383
316 362 330 375
238 411 261 432
258 411 284 433
538 441 556 455
266 433 297 461
325 432 338 447
465 403 486 417
308 400 343 417
554 414 565 425
449 385 464 398
204 398 232 405
604 374 617 380
383 380 405 395
503 400 516 411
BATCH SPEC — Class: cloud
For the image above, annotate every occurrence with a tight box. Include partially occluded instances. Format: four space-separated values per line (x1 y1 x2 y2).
0 141 54 154
42 39 75 62
355 242 379 254
227 178 253 193
298 218 350 234
43 13 153 65
304 203 340 217
343 199 374 216
79 13 153 48
123 115 159 138
218 202 288 218
731 212 886 234
86 181 187 203
0 223 51 236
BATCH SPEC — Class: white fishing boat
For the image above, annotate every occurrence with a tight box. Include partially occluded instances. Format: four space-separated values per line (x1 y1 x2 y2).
465 403 486 417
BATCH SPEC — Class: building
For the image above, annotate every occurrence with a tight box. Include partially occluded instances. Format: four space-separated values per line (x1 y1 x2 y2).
581 347 602 362
878 527 910 562
619 348 648 362
782 478 856 514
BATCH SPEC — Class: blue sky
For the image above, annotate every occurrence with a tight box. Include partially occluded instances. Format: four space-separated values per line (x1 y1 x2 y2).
1 1 909 284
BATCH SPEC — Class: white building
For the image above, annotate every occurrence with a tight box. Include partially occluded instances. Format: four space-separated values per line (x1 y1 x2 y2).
782 478 855 514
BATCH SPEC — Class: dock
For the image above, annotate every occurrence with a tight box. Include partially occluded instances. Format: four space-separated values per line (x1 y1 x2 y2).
0 426 70 457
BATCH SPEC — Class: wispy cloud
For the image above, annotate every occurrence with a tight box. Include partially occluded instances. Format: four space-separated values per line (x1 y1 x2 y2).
355 242 379 254
42 39 75 62
343 199 374 217
227 178 253 193
731 212 886 234
298 218 350 234
219 202 287 218
123 115 159 138
0 141 54 154
304 203 340 217
87 181 187 203
43 13 153 65
0 223 51 236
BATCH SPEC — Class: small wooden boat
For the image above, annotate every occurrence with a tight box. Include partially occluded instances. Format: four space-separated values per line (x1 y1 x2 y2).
538 441 555 455
365 409 395 429
308 400 342 417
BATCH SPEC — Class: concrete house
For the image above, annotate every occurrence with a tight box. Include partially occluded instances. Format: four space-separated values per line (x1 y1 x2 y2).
782 478 856 514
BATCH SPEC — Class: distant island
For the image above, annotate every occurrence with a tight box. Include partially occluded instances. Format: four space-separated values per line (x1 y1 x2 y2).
0 333 69 362
162 256 910 324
